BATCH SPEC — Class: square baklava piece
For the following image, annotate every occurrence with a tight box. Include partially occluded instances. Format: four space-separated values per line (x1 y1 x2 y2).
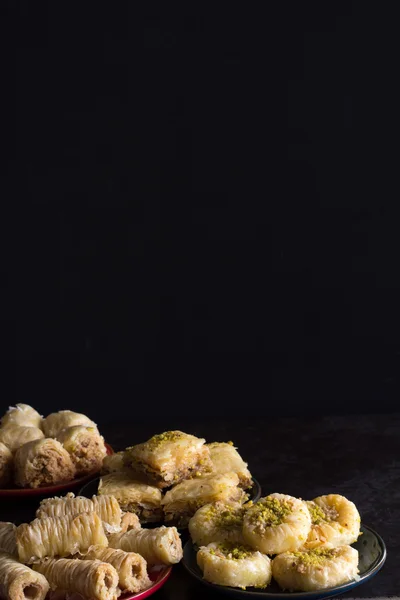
123 430 212 489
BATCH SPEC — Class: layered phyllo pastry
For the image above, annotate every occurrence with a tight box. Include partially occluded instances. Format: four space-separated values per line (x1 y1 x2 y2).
206 442 253 489
162 472 246 527
99 472 163 523
123 431 213 489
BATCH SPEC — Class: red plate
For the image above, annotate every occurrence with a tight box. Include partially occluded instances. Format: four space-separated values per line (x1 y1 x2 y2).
0 443 113 497
49 566 172 600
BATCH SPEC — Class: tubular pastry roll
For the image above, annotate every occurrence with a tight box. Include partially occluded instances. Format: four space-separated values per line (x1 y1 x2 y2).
1 405 43 430
197 542 272 589
0 427 44 454
0 443 13 487
36 494 122 532
42 411 98 439
108 525 183 566
162 472 246 527
16 513 108 563
120 513 141 533
0 523 17 556
304 495 361 549
243 493 311 554
101 452 125 474
32 558 120 600
0 552 49 600
123 430 213 489
271 545 359 592
84 546 151 593
206 442 253 489
14 439 75 489
56 426 107 476
99 473 163 523
189 502 246 547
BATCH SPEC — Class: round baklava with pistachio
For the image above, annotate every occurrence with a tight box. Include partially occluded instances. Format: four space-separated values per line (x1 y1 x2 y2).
272 545 359 591
304 494 361 549
197 542 272 589
243 493 311 554
189 501 246 546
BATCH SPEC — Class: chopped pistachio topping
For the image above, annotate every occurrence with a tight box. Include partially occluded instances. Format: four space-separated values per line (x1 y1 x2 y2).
147 431 185 448
291 547 338 567
307 501 328 524
210 543 253 560
250 497 293 527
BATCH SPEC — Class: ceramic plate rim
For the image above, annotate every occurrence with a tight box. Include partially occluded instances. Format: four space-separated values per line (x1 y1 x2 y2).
0 443 113 496
120 566 172 600
182 524 386 598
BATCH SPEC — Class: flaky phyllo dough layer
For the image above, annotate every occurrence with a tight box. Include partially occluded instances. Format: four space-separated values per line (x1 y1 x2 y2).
108 525 183 566
162 472 246 526
36 493 122 532
16 513 108 563
84 546 151 593
0 522 17 556
123 431 213 488
0 551 49 600
99 473 163 522
32 558 120 600
14 438 75 489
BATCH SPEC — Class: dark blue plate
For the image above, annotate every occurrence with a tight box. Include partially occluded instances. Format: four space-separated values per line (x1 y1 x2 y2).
182 524 386 599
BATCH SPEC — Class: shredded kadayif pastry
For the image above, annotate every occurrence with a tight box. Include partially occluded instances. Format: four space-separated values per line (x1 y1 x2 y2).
108 525 183 566
56 426 107 476
14 439 75 488
84 546 151 593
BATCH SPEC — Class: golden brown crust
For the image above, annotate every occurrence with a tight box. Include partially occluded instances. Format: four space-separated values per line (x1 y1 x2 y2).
84 546 151 593
0 551 49 600
16 513 108 563
108 526 183 566
32 558 120 600
14 439 76 489
36 494 122 532
0 522 17 555
56 426 107 476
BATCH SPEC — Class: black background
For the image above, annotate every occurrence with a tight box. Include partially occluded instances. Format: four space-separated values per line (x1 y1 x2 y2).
4 2 399 422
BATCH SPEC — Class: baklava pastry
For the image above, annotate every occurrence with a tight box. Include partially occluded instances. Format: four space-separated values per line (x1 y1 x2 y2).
14 439 75 488
56 426 107 476
162 472 246 527
243 493 311 554
304 495 361 549
189 502 245 547
0 426 44 454
271 545 359 592
1 405 43 430
32 558 120 600
120 512 141 533
16 513 108 563
0 443 13 487
36 494 122 532
99 473 163 523
197 542 272 589
108 525 183 566
206 442 253 489
0 523 17 556
123 431 212 488
42 411 98 439
101 452 125 474
84 546 151 593
0 551 49 600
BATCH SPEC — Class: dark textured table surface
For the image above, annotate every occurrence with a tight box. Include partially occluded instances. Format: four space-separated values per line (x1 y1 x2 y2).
1 414 399 598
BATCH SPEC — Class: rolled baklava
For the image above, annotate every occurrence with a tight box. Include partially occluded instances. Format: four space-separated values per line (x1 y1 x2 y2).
36 494 122 532
0 523 17 556
56 426 107 476
42 411 98 439
162 472 246 527
32 558 120 600
0 443 13 487
123 431 213 488
1 405 43 430
108 526 182 566
99 473 163 523
0 426 44 454
0 552 49 600
206 442 253 489
16 512 108 563
14 439 75 488
84 546 151 593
